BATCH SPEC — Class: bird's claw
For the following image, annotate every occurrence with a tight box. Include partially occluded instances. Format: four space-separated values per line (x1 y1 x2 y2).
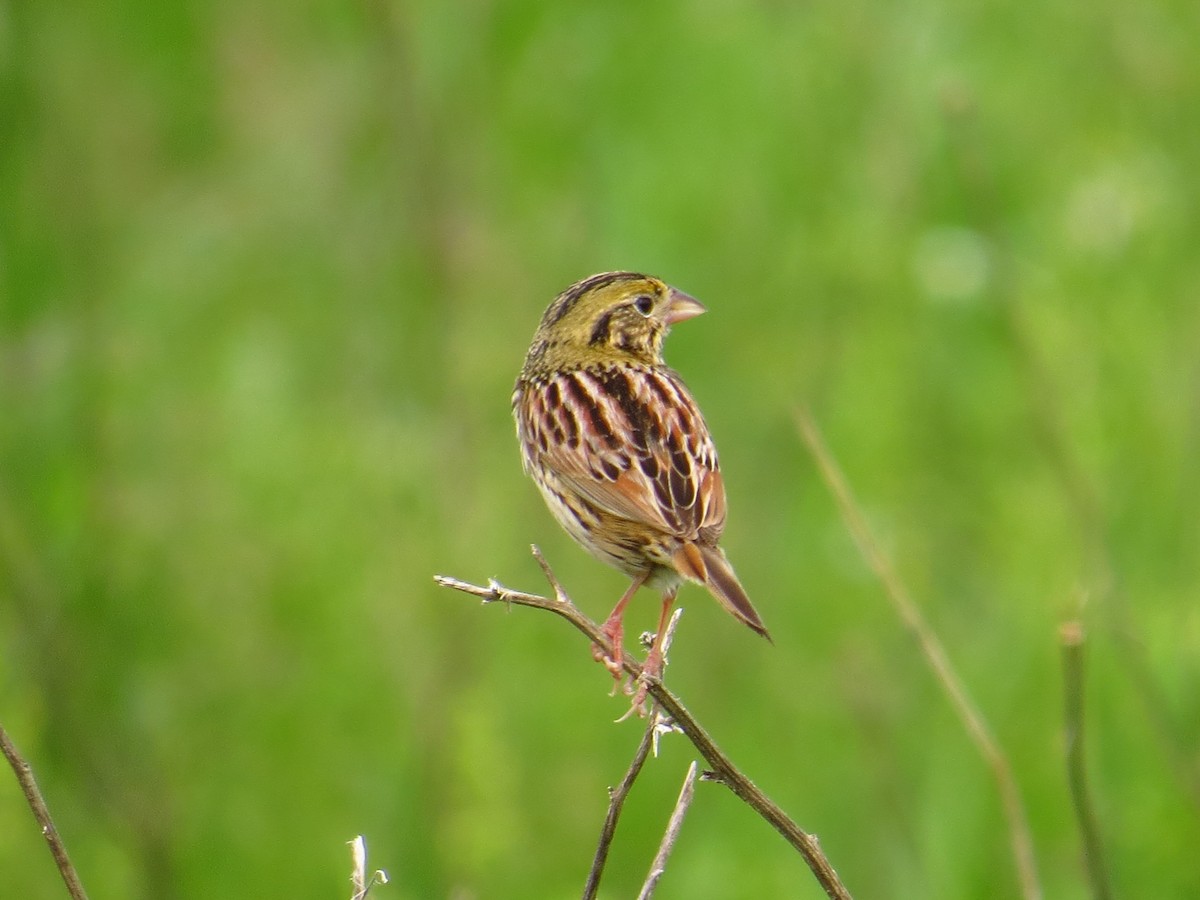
626 647 664 716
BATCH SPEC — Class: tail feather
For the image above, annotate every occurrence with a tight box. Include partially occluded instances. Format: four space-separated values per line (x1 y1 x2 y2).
672 542 772 641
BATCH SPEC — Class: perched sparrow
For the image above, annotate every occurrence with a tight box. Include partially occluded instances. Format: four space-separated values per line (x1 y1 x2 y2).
513 272 769 706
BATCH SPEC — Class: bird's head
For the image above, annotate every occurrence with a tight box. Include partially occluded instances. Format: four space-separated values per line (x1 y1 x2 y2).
527 272 706 371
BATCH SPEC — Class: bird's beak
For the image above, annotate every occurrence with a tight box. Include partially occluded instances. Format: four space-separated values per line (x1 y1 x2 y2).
662 288 707 325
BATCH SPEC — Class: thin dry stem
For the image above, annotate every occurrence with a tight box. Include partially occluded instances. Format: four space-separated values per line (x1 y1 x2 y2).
434 551 853 900
0 723 89 900
348 834 388 899
796 407 1041 900
1060 622 1113 900
582 712 658 900
637 761 699 900
939 97 1199 811
584 607 685 897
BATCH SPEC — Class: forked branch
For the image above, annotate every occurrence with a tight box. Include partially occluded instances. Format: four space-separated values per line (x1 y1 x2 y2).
583 608 684 898
582 710 657 900
435 550 853 900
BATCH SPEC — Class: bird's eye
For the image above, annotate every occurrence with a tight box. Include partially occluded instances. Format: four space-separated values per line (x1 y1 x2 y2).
633 295 654 316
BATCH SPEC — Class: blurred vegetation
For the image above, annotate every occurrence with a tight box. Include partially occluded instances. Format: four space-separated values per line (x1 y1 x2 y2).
2 1 1199 897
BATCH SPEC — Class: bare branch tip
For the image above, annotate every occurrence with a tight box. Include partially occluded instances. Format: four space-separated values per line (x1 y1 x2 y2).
1060 620 1084 646
348 835 389 900
651 709 683 757
636 759 702 899
661 607 684 659
434 574 476 595
530 545 572 605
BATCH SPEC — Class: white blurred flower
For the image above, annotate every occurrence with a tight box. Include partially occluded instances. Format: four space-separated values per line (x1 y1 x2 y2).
1063 153 1172 257
913 225 991 304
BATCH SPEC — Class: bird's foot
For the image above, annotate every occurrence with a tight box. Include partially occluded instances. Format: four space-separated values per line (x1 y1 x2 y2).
591 618 625 688
626 644 664 718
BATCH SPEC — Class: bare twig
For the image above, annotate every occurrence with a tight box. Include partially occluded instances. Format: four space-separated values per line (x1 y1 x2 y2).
435 550 853 900
348 834 389 900
648 609 686 757
583 606 686 898
1060 622 1113 900
637 761 699 899
582 713 658 900
795 408 1041 900
0 723 89 900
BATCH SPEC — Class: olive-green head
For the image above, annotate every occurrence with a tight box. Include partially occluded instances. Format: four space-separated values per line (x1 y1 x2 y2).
522 272 705 375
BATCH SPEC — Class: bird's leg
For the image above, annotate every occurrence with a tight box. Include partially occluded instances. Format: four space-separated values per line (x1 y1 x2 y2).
631 588 677 714
593 571 649 681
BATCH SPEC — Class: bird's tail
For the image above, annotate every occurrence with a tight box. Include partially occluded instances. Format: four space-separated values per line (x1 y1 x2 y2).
672 542 772 642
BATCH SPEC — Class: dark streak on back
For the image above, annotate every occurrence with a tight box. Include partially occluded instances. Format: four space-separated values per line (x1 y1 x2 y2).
562 372 618 448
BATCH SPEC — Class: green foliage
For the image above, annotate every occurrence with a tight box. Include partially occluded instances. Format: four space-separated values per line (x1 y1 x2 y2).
3 1 1199 897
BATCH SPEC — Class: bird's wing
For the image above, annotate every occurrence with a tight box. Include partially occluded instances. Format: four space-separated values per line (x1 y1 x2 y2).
518 365 726 539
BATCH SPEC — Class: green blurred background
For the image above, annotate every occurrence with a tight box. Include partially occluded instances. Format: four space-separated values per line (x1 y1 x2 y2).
3 1 1198 897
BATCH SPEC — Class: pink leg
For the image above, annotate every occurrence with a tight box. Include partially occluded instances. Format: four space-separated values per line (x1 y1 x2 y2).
631 588 677 713
593 571 649 679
